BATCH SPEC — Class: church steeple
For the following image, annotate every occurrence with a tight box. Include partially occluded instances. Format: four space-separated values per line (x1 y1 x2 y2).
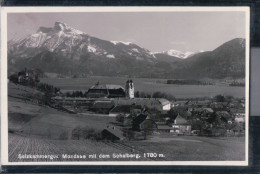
125 79 134 99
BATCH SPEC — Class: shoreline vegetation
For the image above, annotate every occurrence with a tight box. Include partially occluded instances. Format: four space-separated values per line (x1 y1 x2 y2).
41 72 245 85
12 69 245 87
166 79 214 85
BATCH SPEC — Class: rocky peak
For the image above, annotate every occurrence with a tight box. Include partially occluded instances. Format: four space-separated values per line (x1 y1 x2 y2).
37 26 53 33
53 21 85 35
54 21 70 31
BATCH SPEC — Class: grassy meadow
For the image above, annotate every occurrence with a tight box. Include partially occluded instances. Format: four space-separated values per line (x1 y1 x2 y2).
8 132 245 162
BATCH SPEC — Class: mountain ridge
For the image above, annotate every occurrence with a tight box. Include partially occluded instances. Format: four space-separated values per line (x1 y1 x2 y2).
8 22 246 79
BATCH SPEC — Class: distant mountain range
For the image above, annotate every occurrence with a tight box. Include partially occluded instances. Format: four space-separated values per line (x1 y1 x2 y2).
153 49 204 59
8 22 246 79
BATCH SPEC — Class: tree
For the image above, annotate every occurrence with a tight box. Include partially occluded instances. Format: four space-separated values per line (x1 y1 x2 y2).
116 114 125 124
165 108 179 123
66 92 71 97
214 95 225 102
135 91 140 98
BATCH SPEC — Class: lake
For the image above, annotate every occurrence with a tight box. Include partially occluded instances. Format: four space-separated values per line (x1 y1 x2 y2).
40 76 245 98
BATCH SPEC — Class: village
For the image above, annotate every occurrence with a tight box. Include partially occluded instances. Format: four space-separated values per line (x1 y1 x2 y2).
9 68 246 141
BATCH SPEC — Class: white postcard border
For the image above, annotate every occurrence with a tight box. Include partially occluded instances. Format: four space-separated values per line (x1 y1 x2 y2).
1 6 250 166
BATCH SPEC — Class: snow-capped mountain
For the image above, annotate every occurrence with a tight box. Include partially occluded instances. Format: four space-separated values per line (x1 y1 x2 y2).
8 22 155 61
8 22 245 79
8 22 159 77
154 49 204 59
163 50 194 59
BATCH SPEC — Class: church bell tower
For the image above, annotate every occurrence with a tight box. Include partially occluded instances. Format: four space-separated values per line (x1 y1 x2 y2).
125 79 134 99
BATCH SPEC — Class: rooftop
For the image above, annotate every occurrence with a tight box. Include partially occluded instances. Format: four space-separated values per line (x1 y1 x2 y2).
158 98 171 105
90 84 125 90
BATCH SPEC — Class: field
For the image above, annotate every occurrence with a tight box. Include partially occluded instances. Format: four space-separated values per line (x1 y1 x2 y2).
41 76 245 98
8 99 115 139
8 133 245 162
129 135 245 161
8 133 134 162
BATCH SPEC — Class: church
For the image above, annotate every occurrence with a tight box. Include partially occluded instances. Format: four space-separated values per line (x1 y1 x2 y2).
85 80 135 99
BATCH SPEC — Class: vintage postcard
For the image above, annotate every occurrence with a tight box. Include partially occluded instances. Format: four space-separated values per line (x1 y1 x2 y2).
1 7 250 165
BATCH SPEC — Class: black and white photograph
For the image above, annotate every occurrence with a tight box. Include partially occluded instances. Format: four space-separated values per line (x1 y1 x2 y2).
1 7 249 165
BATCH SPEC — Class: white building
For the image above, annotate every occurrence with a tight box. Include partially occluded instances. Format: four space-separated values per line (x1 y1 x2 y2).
158 99 171 111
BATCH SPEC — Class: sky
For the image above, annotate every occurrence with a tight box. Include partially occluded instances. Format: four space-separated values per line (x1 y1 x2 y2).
7 12 246 52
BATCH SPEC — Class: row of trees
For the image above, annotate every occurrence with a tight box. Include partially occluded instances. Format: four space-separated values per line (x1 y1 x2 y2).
37 83 61 96
229 81 245 87
167 79 213 85
65 91 87 98
64 90 177 102
135 91 176 101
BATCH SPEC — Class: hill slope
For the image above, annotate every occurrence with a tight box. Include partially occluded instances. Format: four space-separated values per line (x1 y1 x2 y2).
169 38 246 79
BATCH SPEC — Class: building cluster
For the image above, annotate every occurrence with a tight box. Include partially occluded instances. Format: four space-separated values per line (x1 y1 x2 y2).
9 68 40 86
170 98 245 136
52 80 245 139
52 79 172 113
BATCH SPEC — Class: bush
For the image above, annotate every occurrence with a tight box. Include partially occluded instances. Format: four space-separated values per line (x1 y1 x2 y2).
214 95 225 102
71 126 81 140
59 130 69 140
9 74 19 84
71 126 102 140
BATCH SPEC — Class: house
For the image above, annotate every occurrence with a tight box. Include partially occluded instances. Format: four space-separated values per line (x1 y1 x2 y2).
158 99 171 111
196 100 211 107
113 98 171 113
157 125 175 133
216 111 232 123
139 118 158 133
132 113 148 131
170 114 191 135
185 100 196 107
131 107 157 132
51 96 94 107
90 100 115 114
14 68 39 85
210 102 225 111
101 126 124 141
190 107 214 119
229 108 245 116
235 117 245 123
172 101 187 107
190 108 213 113
234 111 245 123
109 105 142 117
203 108 214 113
235 112 245 117
18 69 29 83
